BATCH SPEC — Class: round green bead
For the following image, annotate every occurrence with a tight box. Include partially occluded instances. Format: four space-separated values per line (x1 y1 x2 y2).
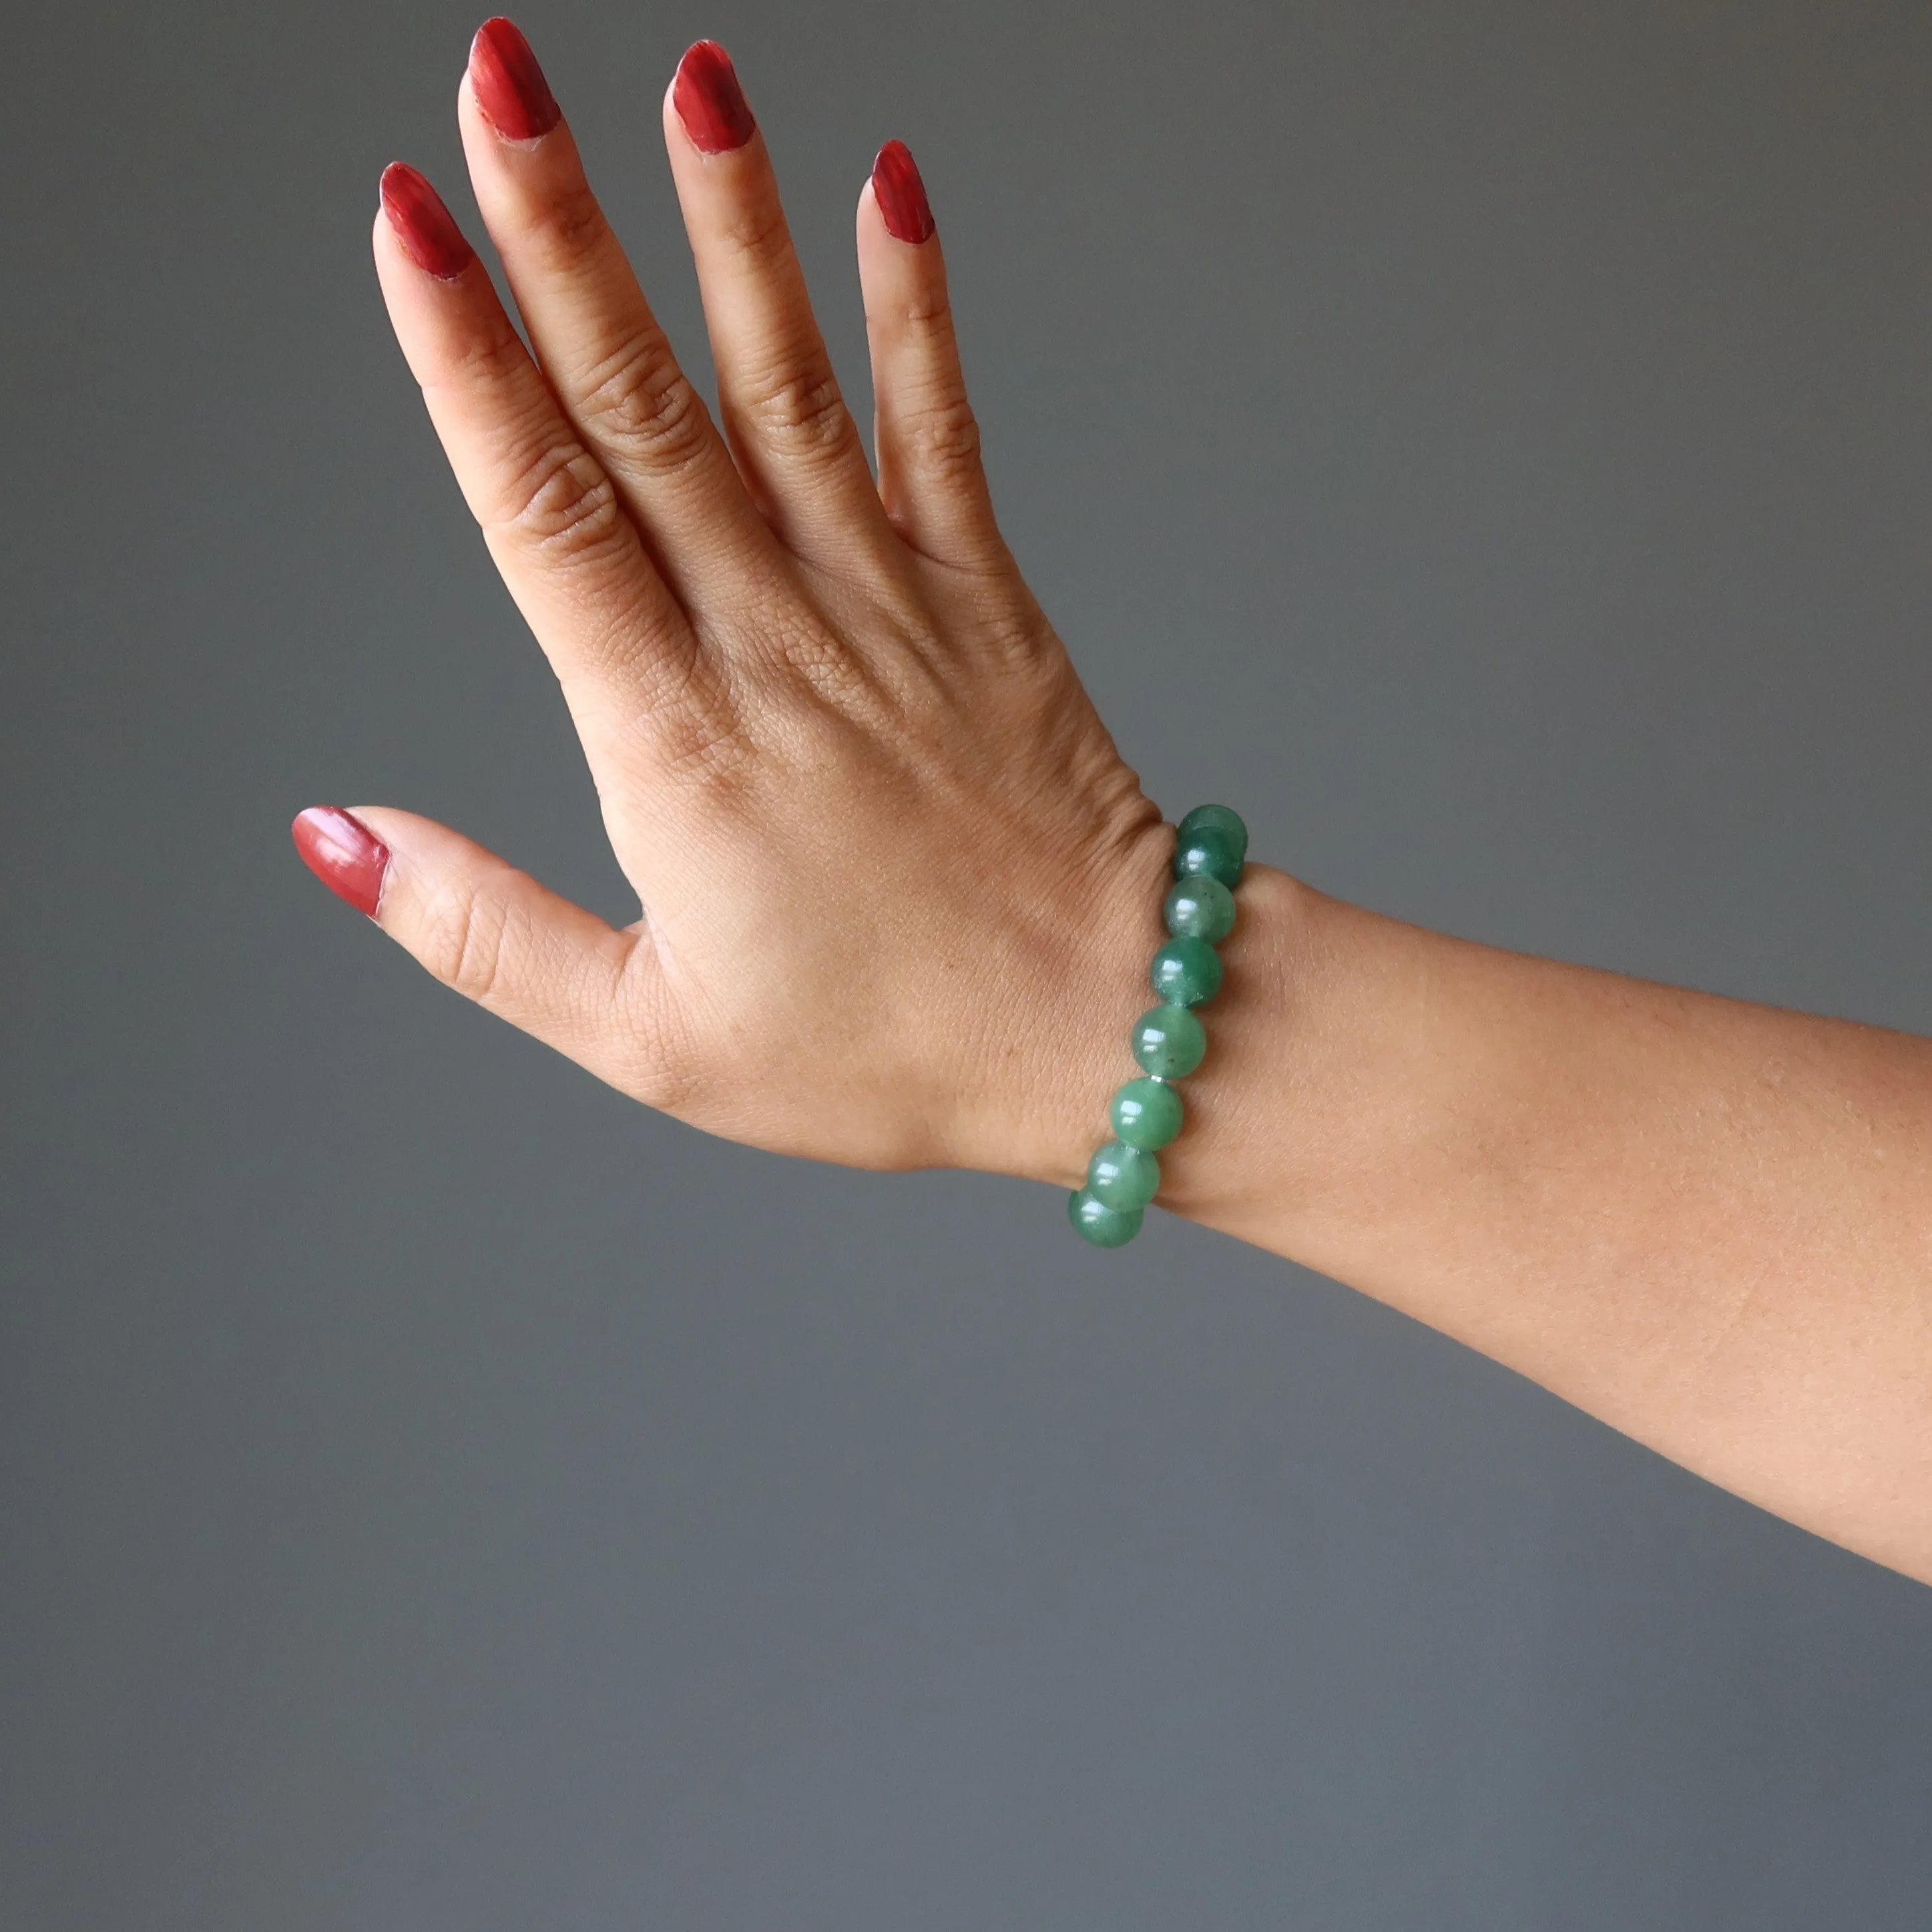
1111 1076 1184 1151
1069 1188 1143 1246
1177 804 1248 871
1150 935 1223 1008
1174 824 1244 891
1164 875 1237 946
1088 1140 1161 1212
1132 1004 1207 1079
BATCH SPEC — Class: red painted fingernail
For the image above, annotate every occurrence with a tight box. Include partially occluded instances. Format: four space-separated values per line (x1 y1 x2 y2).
871 140 935 244
672 41 755 154
292 807 391 918
469 17 561 141
379 162 475 279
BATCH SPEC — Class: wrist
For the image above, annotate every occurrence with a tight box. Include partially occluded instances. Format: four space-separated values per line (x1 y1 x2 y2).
935 814 1173 1188
953 832 1320 1220
1143 863 1317 1222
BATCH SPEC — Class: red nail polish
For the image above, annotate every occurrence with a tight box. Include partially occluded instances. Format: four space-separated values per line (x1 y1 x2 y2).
672 41 755 154
379 162 475 279
292 806 391 918
871 139 935 244
470 17 561 141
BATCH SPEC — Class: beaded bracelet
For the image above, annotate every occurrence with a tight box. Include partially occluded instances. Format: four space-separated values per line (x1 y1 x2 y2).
1068 804 1248 1246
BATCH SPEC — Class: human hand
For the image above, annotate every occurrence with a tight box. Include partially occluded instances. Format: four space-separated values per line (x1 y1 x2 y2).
294 23 1176 1185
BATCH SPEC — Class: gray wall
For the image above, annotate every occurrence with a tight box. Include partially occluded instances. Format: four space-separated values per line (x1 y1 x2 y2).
5 1 1931 1924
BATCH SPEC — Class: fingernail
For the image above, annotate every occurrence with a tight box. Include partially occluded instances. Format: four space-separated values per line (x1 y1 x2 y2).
672 41 755 154
379 162 475 279
292 806 391 918
871 139 935 244
469 17 561 142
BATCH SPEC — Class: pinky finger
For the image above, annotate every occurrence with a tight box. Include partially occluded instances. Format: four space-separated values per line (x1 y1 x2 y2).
290 804 672 1102
857 142 1008 574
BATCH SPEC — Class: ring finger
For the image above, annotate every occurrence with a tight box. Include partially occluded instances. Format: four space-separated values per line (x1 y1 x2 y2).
660 41 899 566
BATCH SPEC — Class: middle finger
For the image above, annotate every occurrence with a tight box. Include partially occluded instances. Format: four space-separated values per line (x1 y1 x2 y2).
459 18 778 611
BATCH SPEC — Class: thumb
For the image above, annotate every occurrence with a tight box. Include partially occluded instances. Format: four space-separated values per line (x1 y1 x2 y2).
290 804 668 1098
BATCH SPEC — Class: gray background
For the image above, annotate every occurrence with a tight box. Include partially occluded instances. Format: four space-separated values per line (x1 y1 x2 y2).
5 0 1931 1924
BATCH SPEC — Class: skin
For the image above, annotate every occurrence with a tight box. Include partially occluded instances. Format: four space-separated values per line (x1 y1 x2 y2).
348 40 1932 1586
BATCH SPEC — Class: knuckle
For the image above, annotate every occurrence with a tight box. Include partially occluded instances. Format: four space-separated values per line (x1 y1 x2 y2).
519 175 608 267
776 622 867 702
897 284 955 332
439 320 537 397
567 597 685 698
489 439 630 570
604 643 754 789
909 389 983 479
616 969 700 1115
736 618 881 726
575 333 710 477
650 692 757 789
976 604 1045 659
714 194 792 270
740 359 853 461
422 877 513 1005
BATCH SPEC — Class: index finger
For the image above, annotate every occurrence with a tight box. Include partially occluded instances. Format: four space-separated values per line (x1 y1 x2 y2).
374 164 730 780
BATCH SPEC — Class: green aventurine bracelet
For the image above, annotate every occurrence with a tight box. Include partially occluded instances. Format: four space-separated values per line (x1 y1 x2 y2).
1068 805 1248 1247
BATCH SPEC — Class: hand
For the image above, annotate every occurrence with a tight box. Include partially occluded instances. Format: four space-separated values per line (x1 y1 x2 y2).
295 25 1173 1184
290 23 1932 1579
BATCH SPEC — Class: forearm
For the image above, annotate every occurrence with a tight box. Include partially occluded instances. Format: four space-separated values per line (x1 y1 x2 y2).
1130 869 1932 1580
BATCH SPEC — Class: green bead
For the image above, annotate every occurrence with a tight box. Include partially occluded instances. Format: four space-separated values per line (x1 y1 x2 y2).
1164 875 1237 945
1088 1139 1161 1211
1132 1004 1207 1079
1111 1076 1184 1151
1177 804 1248 871
1150 935 1223 1007
1174 824 1244 890
1069 1187 1143 1246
